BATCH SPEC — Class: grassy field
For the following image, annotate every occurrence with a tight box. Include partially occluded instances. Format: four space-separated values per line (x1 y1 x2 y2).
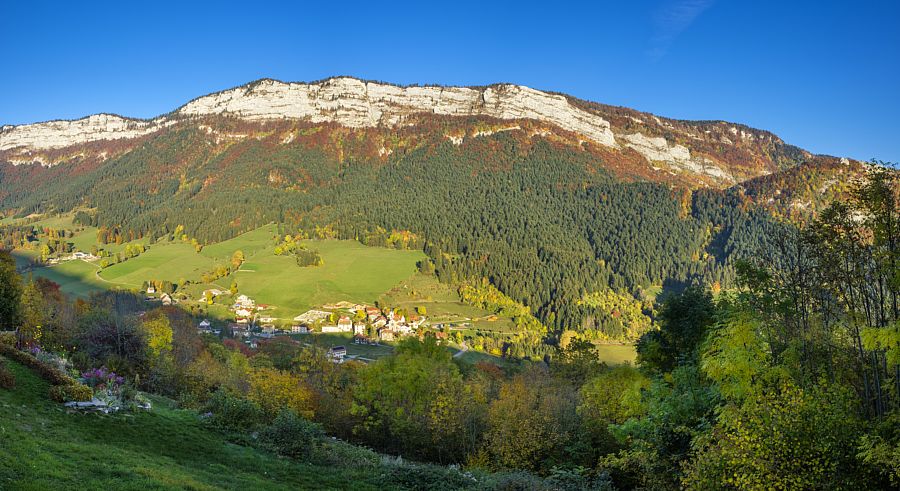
297 333 396 361
216 239 424 319
28 260 110 297
99 243 216 288
0 356 393 490
200 224 278 261
378 273 516 333
595 344 637 365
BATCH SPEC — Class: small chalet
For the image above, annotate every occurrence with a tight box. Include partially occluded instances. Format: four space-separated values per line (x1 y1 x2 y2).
379 329 396 342
327 346 347 363
337 316 353 332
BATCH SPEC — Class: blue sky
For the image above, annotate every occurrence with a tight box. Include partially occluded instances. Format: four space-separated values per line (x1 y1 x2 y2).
1 1 898 161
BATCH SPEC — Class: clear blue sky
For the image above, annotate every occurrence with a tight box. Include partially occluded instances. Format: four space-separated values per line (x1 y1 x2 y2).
1 1 898 161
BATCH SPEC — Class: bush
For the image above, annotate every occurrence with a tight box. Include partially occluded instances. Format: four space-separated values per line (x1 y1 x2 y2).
202 390 265 433
376 458 476 490
0 360 14 390
310 439 381 468
0 343 77 386
258 409 324 459
49 384 93 403
0 331 15 347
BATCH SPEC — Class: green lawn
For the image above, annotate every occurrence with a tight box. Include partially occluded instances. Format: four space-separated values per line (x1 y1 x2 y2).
0 357 386 490
28 260 110 297
200 224 278 261
100 243 217 288
595 344 637 365
217 239 424 319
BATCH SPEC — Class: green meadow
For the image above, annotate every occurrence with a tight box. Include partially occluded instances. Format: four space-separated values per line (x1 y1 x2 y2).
99 243 217 288
28 260 108 297
216 239 425 319
0 356 386 490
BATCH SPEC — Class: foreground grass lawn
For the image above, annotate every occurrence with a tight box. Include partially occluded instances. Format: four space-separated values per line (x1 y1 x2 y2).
0 358 382 490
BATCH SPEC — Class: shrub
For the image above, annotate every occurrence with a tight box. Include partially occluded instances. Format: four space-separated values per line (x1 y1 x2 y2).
376 458 476 490
0 360 14 390
202 390 265 433
310 439 381 468
0 331 15 347
0 343 76 386
49 383 93 403
258 409 324 459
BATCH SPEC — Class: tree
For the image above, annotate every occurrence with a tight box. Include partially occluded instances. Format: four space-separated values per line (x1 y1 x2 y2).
484 369 576 471
17 280 45 347
0 250 22 331
248 367 314 419
636 287 716 374
230 280 238 295
142 312 173 357
231 250 245 269
684 382 867 490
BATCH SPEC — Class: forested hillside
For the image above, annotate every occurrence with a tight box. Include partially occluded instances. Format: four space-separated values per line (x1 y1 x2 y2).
0 117 822 340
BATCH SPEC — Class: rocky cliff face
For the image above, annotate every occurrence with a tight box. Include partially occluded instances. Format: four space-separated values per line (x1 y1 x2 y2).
0 76 829 186
0 114 172 153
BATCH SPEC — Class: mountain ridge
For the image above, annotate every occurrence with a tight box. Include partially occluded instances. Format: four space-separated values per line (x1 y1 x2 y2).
0 76 846 188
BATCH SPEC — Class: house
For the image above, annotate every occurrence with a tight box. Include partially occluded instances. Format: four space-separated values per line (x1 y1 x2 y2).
160 293 174 306
146 285 156 294
365 306 381 322
258 315 277 324
388 311 406 329
231 325 249 338
321 325 341 333
291 325 307 334
379 329 396 342
337 316 353 332
262 325 276 334
235 308 252 318
373 315 387 328
353 323 367 336
235 294 255 309
408 314 425 330
257 304 270 311
199 319 211 329
202 288 224 299
327 346 347 363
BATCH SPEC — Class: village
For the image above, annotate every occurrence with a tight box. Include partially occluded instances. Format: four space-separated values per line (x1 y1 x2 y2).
189 290 447 364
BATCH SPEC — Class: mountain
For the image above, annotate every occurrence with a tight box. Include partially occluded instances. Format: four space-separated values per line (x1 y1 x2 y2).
1 76 841 187
0 77 867 339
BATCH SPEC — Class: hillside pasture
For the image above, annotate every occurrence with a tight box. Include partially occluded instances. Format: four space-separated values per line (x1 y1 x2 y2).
217 239 424 319
99 242 216 287
200 224 278 261
28 259 109 297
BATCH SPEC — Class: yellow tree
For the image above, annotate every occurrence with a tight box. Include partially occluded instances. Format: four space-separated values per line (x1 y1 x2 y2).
248 367 314 419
